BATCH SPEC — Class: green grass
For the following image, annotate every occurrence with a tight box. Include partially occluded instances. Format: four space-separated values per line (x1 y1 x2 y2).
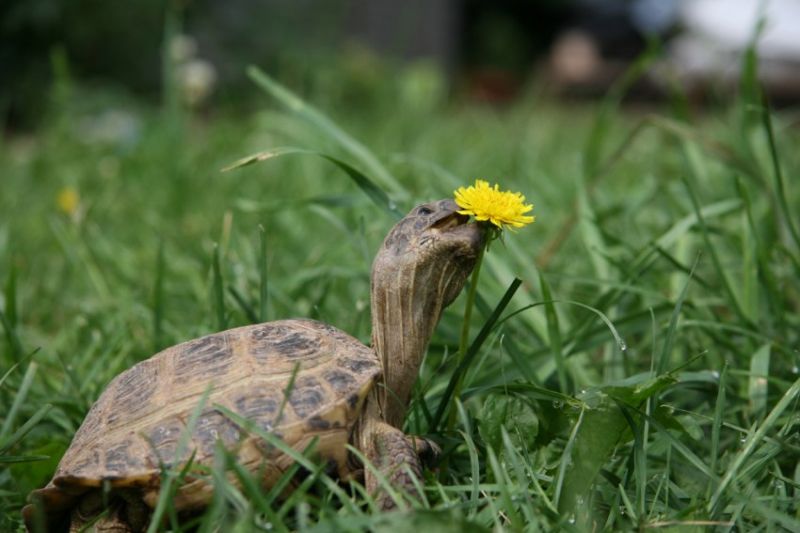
2 47 800 532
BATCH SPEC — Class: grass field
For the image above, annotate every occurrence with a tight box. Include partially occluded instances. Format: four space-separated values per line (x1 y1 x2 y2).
2 47 800 532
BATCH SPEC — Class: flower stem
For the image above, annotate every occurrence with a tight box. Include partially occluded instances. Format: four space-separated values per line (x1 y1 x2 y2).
445 236 486 434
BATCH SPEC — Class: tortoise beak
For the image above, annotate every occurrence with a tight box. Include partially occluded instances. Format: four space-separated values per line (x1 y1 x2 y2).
430 211 482 259
430 211 470 231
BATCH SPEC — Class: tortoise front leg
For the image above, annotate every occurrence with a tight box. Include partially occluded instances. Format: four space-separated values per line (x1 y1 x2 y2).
362 421 426 510
407 435 441 467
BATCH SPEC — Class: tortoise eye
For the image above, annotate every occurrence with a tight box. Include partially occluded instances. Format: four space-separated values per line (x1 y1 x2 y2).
417 206 433 216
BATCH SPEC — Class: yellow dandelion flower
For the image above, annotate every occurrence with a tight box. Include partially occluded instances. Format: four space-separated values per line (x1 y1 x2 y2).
56 187 80 215
454 180 534 232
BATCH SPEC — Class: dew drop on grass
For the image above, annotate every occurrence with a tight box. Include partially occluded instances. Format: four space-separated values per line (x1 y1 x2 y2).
619 340 627 352
793 364 799 374
711 370 720 379
552 400 564 409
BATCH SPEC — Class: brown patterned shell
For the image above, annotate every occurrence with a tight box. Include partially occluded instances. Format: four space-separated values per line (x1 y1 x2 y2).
27 318 380 522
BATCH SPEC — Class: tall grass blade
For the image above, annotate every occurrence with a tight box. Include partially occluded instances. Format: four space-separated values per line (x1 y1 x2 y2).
0 307 23 364
682 178 751 327
737 178 783 330
0 362 37 441
709 361 727 477
153 239 165 351
246 66 405 198
554 405 585 510
539 273 567 393
0 403 52 455
211 243 226 331
228 286 258 324
655 255 697 376
3 264 16 329
708 375 800 514
259 225 269 323
224 146 402 220
431 278 522 431
760 100 800 253
748 344 770 420
1 264 22 363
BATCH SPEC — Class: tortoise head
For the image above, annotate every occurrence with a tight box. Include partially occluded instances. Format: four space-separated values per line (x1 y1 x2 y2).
370 199 482 423
372 199 482 310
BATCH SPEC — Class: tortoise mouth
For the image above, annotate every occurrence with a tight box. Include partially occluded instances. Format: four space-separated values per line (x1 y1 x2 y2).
430 211 471 231
428 211 482 258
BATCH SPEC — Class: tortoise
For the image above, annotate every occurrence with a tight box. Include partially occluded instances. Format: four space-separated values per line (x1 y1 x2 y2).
23 199 482 532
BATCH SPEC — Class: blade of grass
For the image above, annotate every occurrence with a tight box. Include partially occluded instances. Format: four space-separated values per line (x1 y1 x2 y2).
211 243 226 331
682 178 751 328
245 66 405 198
259 224 269 323
760 98 800 253
456 426 481 520
2 263 22 362
224 146 402 220
0 454 51 464
540 273 567 394
748 344 770 420
0 307 23 364
485 444 522 528
0 362 37 441
737 177 783 331
553 405 585 510
498 299 626 354
153 239 165 352
655 255 698 377
228 286 258 324
709 361 727 478
617 401 646 520
0 403 52 455
708 374 800 514
431 278 522 431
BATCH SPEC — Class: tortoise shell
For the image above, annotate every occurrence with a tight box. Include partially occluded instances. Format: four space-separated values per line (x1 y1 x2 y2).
26 318 380 526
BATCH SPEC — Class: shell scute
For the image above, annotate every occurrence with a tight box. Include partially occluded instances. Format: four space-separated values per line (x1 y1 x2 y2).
107 359 159 425
273 330 323 361
338 355 380 375
105 439 143 474
145 418 189 466
174 333 232 379
288 376 327 419
194 408 243 457
324 369 356 393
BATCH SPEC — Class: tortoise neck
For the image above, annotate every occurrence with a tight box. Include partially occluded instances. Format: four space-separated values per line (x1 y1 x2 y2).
370 267 446 428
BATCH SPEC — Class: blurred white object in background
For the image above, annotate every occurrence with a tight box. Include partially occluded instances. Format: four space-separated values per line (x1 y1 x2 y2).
670 0 800 92
169 34 218 108
180 59 218 108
